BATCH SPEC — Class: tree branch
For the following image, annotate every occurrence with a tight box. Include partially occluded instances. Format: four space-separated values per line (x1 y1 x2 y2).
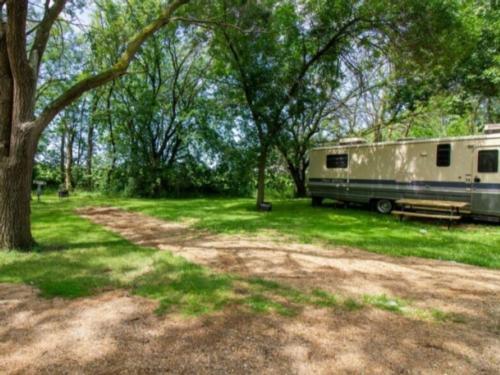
171 16 244 32
287 18 361 100
29 0 67 77
222 29 264 138
32 0 190 134
0 15 12 157
6 0 30 82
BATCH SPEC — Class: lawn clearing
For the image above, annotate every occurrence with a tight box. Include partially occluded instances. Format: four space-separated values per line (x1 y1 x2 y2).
77 206 499 323
1 194 499 374
122 198 500 268
33 193 500 268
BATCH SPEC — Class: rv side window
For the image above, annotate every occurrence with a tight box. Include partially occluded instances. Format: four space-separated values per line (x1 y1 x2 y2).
478 150 498 173
326 154 348 169
436 144 451 167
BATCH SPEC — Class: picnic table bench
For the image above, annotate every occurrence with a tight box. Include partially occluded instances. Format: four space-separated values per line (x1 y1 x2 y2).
392 199 470 228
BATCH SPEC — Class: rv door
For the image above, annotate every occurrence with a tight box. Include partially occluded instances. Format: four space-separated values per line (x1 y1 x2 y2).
325 152 350 200
471 146 500 216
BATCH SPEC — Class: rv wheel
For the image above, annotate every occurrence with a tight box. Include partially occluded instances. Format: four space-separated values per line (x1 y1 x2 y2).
375 199 393 214
312 197 323 206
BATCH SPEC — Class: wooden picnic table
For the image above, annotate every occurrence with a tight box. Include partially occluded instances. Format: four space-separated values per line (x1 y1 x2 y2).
396 199 470 210
393 199 470 228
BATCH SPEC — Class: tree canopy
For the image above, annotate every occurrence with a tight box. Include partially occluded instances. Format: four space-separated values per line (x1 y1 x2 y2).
0 0 498 249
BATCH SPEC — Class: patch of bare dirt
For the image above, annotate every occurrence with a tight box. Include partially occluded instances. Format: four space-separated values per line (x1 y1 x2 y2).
0 206 499 374
1 283 498 374
78 207 500 323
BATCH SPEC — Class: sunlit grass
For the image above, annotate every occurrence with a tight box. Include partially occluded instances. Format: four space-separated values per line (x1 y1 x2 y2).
0 192 496 321
25 192 500 268
52 193 500 268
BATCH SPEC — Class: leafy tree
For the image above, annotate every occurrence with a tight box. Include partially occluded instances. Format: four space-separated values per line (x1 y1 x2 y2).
209 0 472 208
276 46 382 197
386 0 498 136
0 0 190 250
113 31 207 195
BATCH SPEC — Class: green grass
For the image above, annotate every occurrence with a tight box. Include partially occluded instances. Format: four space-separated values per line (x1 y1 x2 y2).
57 193 500 268
0 199 295 315
0 192 497 320
343 297 364 311
363 294 407 313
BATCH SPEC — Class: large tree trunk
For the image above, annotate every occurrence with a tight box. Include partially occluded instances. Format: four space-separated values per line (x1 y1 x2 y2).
0 137 36 250
256 145 268 208
0 23 12 158
0 1 36 250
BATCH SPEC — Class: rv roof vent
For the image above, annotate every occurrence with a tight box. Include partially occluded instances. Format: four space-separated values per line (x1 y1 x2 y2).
338 137 366 146
484 124 500 135
397 137 416 142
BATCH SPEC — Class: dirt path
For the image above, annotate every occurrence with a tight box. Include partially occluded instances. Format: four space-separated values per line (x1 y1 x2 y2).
1 207 499 374
79 207 500 323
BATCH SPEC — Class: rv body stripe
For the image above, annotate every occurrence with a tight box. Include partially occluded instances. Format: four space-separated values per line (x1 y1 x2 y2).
307 178 500 190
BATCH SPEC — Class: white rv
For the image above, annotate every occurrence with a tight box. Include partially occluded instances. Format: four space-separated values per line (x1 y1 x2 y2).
307 124 500 219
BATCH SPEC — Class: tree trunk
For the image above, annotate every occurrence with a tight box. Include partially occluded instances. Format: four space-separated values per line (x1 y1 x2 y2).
374 122 382 143
296 183 307 198
106 84 116 187
64 129 74 191
256 145 268 208
0 144 36 250
86 122 94 190
292 170 307 198
287 162 307 198
87 93 100 190
59 130 65 183
0 24 13 158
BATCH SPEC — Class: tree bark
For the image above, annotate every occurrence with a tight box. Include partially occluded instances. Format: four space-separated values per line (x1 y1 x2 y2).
59 130 65 182
0 22 13 158
64 127 74 191
295 181 307 198
0 139 36 250
86 122 94 189
86 95 99 190
0 1 37 250
256 145 268 208
290 165 307 198
284 157 308 198
106 84 116 187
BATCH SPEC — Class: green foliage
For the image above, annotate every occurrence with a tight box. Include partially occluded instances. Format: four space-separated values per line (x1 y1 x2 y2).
33 163 62 188
387 0 499 133
31 0 497 201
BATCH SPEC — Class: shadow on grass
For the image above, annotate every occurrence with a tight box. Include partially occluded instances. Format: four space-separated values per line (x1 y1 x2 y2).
0 194 489 323
118 198 500 268
0 204 464 322
28 194 500 268
0 203 309 315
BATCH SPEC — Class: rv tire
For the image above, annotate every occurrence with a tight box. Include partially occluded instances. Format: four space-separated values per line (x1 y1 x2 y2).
375 199 393 214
